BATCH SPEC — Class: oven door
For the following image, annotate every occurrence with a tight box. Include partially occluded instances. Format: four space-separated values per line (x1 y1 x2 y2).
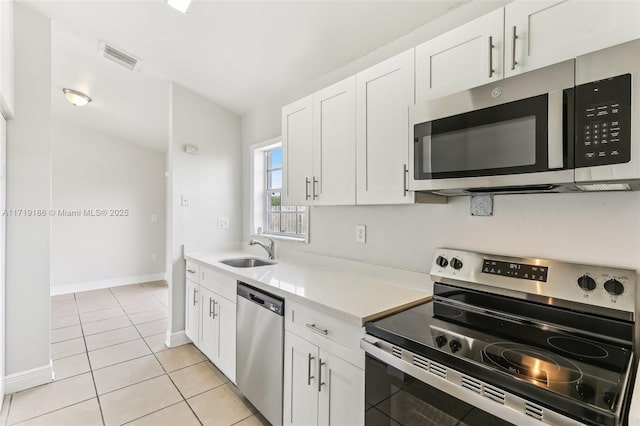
365 354 514 426
408 60 576 195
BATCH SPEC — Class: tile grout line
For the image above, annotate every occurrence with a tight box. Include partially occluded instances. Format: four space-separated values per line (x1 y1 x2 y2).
6 397 98 426
107 285 207 426
128 303 204 425
74 291 107 426
19 284 170 426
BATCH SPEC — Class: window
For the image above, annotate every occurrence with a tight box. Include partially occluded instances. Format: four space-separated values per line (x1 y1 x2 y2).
251 139 308 241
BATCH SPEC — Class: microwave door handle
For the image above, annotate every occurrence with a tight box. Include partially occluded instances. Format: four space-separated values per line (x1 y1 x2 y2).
422 134 432 174
547 90 564 169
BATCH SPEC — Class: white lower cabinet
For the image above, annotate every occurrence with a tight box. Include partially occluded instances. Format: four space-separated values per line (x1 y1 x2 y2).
184 263 236 384
185 279 200 343
283 301 365 426
284 331 364 426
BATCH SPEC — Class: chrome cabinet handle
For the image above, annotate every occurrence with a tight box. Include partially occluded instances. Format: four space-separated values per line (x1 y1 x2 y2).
305 323 328 336
511 26 518 71
193 288 198 306
318 358 326 392
488 36 494 78
312 177 318 200
212 299 218 319
307 353 315 385
403 164 409 196
305 177 311 200
186 268 196 274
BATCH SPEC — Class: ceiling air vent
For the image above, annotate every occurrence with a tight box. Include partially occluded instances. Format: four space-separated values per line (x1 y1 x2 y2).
99 41 142 72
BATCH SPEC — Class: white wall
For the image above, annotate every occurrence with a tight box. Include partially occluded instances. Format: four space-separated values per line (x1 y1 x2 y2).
51 119 166 294
5 3 51 382
168 83 242 341
242 0 640 275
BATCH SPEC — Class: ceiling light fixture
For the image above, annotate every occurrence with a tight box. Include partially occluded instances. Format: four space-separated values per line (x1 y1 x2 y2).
63 88 92 107
167 0 192 14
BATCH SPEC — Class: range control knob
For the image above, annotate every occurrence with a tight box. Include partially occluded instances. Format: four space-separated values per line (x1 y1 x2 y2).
435 335 448 348
436 256 448 268
576 383 596 401
604 279 625 296
577 275 596 291
450 258 463 270
449 340 462 353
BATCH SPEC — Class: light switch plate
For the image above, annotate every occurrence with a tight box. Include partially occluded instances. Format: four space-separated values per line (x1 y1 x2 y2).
355 224 366 244
218 217 230 229
470 195 493 216
181 194 190 207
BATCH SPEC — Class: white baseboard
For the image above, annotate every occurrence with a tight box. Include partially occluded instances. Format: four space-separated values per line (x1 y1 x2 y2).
51 273 167 296
166 331 191 348
5 360 53 393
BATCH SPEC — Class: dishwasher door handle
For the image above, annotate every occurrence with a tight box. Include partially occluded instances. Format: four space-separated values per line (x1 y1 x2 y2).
249 293 265 305
307 354 315 385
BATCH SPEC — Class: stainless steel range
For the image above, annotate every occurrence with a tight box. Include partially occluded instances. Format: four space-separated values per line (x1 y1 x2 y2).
362 249 637 426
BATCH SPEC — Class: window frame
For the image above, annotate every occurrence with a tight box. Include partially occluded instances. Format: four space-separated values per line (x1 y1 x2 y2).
249 138 309 243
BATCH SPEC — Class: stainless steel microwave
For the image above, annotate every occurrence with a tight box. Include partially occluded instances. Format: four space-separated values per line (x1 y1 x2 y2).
409 39 640 196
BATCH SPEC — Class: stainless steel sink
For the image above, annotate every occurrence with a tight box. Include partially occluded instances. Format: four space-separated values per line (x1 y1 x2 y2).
219 257 275 268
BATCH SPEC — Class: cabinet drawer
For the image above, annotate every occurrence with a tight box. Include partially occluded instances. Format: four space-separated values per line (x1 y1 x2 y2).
286 301 364 368
201 266 236 303
186 260 200 284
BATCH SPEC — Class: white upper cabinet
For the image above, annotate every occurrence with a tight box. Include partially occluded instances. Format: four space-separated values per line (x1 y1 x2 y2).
283 78 356 207
416 8 504 103
0 0 14 117
356 49 415 205
312 77 356 205
282 96 313 206
505 0 640 78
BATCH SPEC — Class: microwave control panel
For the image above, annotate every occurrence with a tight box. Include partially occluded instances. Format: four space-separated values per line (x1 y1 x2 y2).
575 73 631 168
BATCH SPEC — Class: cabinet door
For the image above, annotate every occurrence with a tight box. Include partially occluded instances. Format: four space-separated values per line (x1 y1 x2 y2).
283 331 319 426
356 49 415 205
415 7 503 102
198 286 219 362
185 280 200 345
505 0 640 78
318 350 365 426
282 96 313 206
215 295 236 384
312 76 356 205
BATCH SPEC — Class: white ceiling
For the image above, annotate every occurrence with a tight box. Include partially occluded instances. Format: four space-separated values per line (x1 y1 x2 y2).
21 0 463 151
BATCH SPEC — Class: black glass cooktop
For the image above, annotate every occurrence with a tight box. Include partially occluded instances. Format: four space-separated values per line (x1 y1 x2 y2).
365 284 635 426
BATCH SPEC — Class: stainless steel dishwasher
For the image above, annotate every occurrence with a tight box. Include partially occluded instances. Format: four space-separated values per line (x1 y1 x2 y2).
236 282 284 426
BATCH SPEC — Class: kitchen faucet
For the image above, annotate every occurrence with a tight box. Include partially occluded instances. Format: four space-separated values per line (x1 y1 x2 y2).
249 237 275 260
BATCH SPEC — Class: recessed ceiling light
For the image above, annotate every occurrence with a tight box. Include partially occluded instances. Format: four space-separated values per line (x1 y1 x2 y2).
62 88 91 107
167 0 192 14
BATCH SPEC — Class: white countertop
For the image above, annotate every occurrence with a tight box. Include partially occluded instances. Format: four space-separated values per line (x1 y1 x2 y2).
184 249 432 326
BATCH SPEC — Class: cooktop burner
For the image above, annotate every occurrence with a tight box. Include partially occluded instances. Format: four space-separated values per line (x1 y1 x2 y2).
547 336 610 359
482 342 583 385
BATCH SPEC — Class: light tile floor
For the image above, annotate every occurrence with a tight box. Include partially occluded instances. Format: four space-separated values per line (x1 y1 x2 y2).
0 282 268 426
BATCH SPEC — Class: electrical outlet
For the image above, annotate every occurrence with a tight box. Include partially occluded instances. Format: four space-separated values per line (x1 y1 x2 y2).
151 254 157 261
218 217 230 229
355 224 366 244
151 214 157 222
181 194 190 207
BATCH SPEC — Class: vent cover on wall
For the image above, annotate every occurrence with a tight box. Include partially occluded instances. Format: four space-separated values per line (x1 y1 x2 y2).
99 41 142 72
